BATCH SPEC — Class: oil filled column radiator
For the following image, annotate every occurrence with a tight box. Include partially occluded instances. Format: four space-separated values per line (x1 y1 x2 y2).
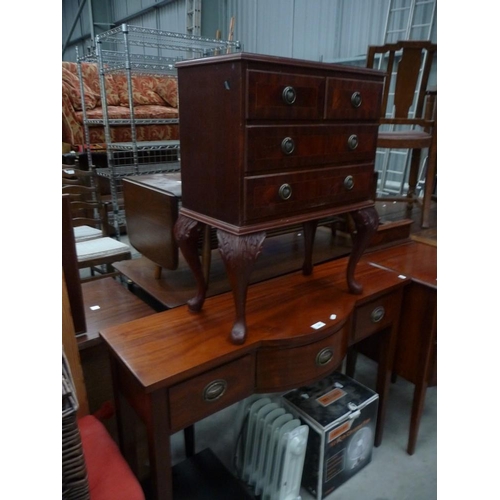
237 397 309 500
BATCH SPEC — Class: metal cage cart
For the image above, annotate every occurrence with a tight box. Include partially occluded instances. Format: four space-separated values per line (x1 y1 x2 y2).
77 24 241 236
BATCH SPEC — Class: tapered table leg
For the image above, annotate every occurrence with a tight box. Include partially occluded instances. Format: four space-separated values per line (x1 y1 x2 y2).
345 347 358 378
183 425 195 458
407 309 436 454
408 378 429 455
217 229 266 344
347 206 379 294
146 390 172 500
302 220 318 276
174 214 207 312
110 357 139 473
374 328 392 447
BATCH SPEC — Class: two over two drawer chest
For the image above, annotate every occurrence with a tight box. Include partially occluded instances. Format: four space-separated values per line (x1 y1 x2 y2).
174 53 385 344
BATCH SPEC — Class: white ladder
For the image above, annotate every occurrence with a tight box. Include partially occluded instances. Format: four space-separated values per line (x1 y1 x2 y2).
376 0 436 198
186 0 201 37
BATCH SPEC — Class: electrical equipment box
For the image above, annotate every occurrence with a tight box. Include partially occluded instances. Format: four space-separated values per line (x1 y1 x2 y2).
282 372 378 499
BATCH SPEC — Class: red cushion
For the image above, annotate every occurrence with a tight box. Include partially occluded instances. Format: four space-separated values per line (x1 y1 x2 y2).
78 415 145 500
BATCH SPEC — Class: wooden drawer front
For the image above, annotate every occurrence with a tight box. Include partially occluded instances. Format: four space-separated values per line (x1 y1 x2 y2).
246 124 378 173
352 292 400 344
256 328 347 392
244 164 374 222
169 355 255 432
247 70 325 120
325 78 383 120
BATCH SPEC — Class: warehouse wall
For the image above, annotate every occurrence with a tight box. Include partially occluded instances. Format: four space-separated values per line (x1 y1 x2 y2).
62 0 437 194
62 0 437 63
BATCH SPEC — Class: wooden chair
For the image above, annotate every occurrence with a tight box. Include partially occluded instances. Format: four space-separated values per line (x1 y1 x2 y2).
367 40 437 228
62 166 106 242
62 168 131 282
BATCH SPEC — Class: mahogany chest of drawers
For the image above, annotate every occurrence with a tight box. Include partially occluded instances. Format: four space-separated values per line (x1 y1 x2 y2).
174 53 385 343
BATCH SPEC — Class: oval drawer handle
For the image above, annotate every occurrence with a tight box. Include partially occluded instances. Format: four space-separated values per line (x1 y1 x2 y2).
278 183 293 201
203 379 227 402
282 86 297 105
351 91 362 108
371 306 385 323
347 134 359 150
281 137 295 155
316 347 334 367
344 175 355 191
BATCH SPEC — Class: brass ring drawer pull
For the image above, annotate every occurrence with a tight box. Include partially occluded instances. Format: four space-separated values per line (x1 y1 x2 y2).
347 134 359 150
371 306 385 323
282 86 297 105
281 137 295 155
203 379 227 402
344 175 354 190
278 183 293 201
316 347 334 367
351 91 362 108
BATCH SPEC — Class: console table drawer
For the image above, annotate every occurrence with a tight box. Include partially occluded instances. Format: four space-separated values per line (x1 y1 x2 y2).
325 78 383 121
352 291 401 344
255 328 347 392
246 124 378 173
247 70 325 120
169 354 255 432
244 164 374 222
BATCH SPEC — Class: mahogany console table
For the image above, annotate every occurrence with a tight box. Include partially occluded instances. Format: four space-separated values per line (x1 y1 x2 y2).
174 52 384 344
100 256 407 500
350 240 437 455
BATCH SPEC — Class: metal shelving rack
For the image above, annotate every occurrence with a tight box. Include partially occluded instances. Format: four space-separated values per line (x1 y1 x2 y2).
78 24 241 235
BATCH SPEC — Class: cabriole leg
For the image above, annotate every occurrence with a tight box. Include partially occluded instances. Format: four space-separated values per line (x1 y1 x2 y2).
217 230 266 345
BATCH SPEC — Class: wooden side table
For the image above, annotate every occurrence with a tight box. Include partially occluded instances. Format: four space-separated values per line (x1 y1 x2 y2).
100 256 407 500
348 240 437 454
122 173 182 279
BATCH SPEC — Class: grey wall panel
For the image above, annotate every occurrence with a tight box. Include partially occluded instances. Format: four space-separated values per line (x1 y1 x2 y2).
112 0 185 28
223 0 258 52
62 0 85 40
112 0 161 22
112 0 129 22
62 0 90 60
63 0 437 66
218 0 394 62
336 0 389 60
291 0 340 62
200 0 222 38
254 0 295 57
114 0 143 21
156 2 187 31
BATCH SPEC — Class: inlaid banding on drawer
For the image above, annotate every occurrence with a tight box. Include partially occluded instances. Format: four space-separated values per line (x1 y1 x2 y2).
256 327 348 392
326 78 384 120
246 124 378 173
168 354 255 431
247 70 325 120
243 164 375 222
352 291 401 344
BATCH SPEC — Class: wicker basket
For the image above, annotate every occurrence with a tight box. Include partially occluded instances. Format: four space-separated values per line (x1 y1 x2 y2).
62 351 90 500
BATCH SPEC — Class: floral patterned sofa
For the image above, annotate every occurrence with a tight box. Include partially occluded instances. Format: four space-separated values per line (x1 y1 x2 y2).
62 61 179 151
